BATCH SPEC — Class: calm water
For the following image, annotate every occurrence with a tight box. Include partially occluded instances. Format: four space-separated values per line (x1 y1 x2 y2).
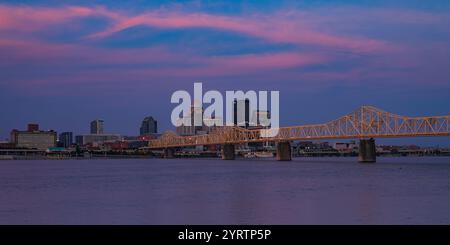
1 157 450 224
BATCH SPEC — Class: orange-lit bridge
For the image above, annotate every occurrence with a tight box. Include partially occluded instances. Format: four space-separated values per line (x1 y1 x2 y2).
148 106 450 162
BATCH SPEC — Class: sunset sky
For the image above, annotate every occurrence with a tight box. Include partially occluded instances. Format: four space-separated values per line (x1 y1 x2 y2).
1 0 450 146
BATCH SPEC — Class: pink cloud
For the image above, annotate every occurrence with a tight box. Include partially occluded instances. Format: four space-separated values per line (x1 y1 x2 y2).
202 52 328 75
88 10 390 54
1 3 449 95
0 5 95 31
0 36 329 91
0 37 180 68
321 7 450 25
0 4 392 54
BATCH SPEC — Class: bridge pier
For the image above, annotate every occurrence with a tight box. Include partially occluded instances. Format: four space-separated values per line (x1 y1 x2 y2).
359 139 376 163
163 148 175 159
276 141 292 161
221 144 235 160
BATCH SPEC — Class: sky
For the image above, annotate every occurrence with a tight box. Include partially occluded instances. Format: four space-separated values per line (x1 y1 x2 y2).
0 0 450 146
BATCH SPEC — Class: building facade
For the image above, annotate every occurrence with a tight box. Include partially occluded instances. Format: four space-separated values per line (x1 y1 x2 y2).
90 119 104 134
140 116 157 135
176 105 204 136
233 99 250 128
59 132 73 148
10 124 57 150
27 123 39 132
75 134 121 146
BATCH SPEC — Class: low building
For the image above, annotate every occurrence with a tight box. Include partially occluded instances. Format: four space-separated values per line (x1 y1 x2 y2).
123 134 159 141
102 141 130 151
333 141 357 152
128 140 150 149
0 141 16 149
10 124 57 150
75 134 121 146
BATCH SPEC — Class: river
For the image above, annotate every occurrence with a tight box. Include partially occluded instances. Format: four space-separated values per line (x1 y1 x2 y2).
1 157 450 224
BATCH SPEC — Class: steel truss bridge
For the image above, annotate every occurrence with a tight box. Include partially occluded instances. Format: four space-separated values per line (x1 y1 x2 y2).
148 106 450 149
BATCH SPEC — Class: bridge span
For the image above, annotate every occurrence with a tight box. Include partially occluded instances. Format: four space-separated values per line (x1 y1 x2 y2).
148 106 450 162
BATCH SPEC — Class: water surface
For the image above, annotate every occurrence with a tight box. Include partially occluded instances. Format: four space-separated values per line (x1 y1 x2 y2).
1 157 450 224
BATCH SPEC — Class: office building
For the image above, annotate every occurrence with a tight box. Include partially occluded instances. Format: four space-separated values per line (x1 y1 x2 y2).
176 105 204 136
90 119 104 134
233 99 250 128
10 124 57 150
75 135 84 146
59 132 73 148
140 116 157 135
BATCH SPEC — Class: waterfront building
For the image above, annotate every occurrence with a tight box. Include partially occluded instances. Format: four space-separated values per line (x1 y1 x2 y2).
333 141 357 152
90 119 104 134
0 141 15 149
75 134 121 146
128 140 150 149
140 116 157 135
123 134 159 141
59 132 73 148
10 124 57 150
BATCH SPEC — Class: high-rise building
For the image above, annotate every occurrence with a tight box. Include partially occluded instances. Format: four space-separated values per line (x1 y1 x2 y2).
140 116 157 135
90 119 104 134
75 135 84 146
59 132 73 148
233 99 250 128
176 105 204 136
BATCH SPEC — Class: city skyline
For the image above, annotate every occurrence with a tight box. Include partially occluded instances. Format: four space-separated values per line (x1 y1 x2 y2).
0 0 450 146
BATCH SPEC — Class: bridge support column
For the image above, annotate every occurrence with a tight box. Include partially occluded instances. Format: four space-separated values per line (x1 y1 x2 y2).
276 141 292 161
164 148 175 159
359 139 376 163
221 144 235 160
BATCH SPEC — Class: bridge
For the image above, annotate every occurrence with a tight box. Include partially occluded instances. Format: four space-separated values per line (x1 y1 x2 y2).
148 106 450 162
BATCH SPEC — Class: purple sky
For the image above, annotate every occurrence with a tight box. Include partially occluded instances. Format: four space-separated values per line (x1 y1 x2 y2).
0 1 450 146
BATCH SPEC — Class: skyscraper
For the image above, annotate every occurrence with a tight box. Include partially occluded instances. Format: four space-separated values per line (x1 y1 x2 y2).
176 105 205 136
59 132 73 148
90 119 104 134
140 116 157 135
233 99 250 128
